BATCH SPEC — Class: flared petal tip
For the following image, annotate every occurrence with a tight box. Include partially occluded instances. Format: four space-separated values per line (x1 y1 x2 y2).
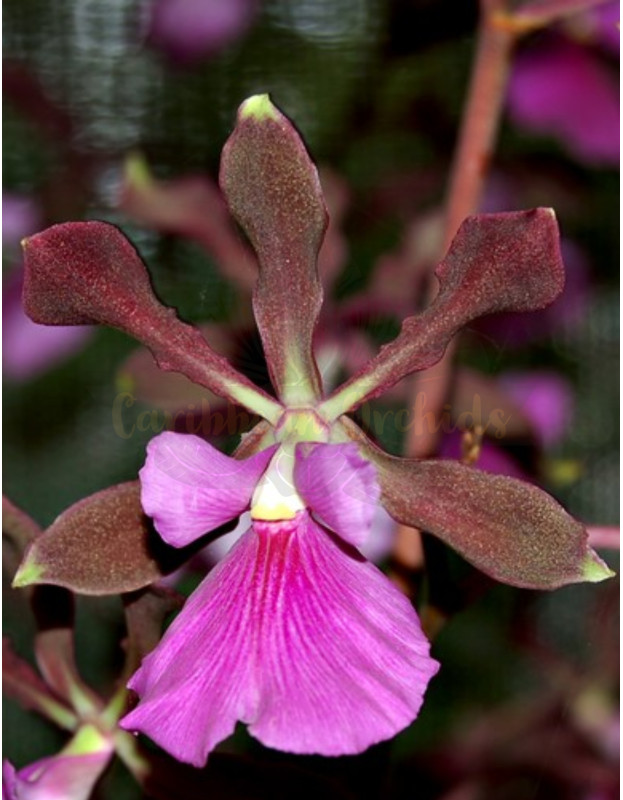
11 553 44 588
239 94 280 122
582 551 616 583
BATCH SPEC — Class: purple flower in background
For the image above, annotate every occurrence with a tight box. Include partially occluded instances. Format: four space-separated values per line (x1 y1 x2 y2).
573 0 620 56
508 34 619 166
2 193 41 253
500 371 574 449
3 726 113 800
2 194 91 380
17 95 613 766
3 273 91 380
145 0 258 64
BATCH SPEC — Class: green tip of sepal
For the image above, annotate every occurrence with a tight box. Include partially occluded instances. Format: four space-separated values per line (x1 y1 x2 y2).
582 550 616 583
239 94 280 122
124 152 153 189
12 554 45 588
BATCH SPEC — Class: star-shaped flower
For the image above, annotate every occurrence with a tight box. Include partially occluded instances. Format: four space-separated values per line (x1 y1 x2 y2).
15 94 613 767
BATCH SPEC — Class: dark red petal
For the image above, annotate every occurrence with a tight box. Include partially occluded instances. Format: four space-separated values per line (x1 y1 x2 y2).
12 483 202 595
341 419 613 590
21 221 281 421
30 588 83 706
220 95 328 405
321 209 565 419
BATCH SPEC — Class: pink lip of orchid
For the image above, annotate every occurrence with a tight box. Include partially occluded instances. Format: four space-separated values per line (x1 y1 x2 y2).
15 94 613 766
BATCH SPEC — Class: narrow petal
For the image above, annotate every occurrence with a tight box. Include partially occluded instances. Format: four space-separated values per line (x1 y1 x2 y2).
122 513 438 765
320 209 565 420
140 432 277 546
340 420 614 590
220 94 328 405
21 221 282 422
294 443 380 548
3 639 77 731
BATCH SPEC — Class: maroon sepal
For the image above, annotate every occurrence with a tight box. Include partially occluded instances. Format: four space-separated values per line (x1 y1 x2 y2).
323 209 565 416
21 221 280 418
342 419 607 590
220 95 328 403
13 482 206 595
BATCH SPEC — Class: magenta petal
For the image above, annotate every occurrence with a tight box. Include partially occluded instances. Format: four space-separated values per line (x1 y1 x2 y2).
139 432 276 547
3 748 112 800
294 443 380 548
508 36 620 165
122 514 438 765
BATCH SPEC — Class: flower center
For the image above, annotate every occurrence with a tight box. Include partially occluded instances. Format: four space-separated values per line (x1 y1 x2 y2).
251 409 329 522
251 447 305 521
274 407 329 444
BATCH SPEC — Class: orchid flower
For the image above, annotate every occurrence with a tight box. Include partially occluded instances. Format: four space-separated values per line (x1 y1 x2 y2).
145 0 258 65
15 95 613 767
2 726 114 800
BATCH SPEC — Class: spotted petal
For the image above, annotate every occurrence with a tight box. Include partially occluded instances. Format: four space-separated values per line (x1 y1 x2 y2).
122 513 438 765
140 431 277 547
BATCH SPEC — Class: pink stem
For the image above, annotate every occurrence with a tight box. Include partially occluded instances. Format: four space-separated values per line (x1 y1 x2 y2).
392 2 517 580
587 526 620 550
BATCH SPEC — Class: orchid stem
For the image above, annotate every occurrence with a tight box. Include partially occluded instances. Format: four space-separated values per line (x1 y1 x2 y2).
392 1 518 586
411 2 517 461
442 4 516 254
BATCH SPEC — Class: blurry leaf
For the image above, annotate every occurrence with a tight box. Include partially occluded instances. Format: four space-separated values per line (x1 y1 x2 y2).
3 638 77 731
120 154 256 291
